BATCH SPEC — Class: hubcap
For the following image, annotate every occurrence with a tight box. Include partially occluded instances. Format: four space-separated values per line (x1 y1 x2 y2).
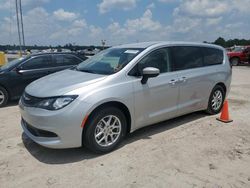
212 90 223 111
0 90 5 105
94 115 121 147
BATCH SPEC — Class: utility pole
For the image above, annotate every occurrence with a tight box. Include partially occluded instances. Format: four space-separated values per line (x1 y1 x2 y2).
15 0 22 55
19 0 25 47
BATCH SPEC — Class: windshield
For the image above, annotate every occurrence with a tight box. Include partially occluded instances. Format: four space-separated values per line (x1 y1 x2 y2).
0 56 28 70
232 46 245 52
76 48 144 75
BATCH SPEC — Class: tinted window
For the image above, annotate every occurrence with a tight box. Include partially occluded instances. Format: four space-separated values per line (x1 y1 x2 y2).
21 55 51 69
0 56 28 71
202 47 223 66
54 55 64 65
54 55 82 66
63 55 82 65
171 46 203 71
135 48 170 75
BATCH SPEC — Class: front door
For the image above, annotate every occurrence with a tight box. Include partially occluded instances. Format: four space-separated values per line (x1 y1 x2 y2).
14 55 52 96
131 47 179 129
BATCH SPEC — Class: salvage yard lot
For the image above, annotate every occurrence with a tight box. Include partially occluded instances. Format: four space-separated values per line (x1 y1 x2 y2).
0 66 250 188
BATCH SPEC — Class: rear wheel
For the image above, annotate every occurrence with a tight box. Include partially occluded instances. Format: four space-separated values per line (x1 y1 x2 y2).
230 57 240 66
83 107 127 153
206 85 225 115
0 86 8 108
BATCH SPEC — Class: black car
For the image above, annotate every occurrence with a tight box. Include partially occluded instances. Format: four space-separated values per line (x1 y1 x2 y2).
0 52 87 107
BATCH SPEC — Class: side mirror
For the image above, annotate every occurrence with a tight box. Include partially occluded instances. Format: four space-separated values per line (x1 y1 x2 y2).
14 67 23 75
141 67 160 84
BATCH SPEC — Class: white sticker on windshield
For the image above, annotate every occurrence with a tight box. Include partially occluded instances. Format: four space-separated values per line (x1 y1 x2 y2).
124 50 139 54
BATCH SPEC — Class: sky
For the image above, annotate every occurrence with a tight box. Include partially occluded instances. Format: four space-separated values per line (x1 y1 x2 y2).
0 0 249 46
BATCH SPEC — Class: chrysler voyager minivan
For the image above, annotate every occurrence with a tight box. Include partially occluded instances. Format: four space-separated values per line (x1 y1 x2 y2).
19 42 232 153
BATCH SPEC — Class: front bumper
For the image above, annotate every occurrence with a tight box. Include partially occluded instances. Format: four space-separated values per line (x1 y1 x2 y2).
19 99 91 149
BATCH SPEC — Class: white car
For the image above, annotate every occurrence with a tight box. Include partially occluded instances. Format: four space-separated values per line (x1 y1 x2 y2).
19 41 232 153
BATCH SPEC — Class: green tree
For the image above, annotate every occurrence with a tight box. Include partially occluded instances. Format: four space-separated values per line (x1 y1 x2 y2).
214 37 226 47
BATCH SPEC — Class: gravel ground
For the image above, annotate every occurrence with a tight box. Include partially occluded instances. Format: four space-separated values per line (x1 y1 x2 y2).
0 66 250 188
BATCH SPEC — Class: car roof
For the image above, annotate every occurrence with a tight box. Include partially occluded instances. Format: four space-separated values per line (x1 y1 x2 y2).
30 52 80 57
115 42 160 49
114 41 223 50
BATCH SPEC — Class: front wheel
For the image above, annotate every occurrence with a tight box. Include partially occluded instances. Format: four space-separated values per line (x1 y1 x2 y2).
83 107 127 153
230 57 240 66
0 86 8 108
206 85 225 115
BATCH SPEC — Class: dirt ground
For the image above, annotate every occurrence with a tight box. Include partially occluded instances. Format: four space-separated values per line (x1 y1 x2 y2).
0 66 250 188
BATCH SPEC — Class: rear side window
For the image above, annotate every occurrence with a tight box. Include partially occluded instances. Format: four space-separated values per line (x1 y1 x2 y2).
202 47 223 66
171 46 203 71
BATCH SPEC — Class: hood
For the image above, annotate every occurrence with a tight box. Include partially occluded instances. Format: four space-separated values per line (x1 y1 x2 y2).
26 69 107 97
0 68 7 75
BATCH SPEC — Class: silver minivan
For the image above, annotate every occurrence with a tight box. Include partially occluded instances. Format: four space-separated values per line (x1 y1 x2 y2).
19 42 232 153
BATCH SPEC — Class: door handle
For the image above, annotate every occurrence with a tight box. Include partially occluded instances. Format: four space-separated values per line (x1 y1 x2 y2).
168 79 177 85
178 77 187 83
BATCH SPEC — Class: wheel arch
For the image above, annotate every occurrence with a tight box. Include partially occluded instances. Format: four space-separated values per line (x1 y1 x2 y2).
229 56 240 61
215 82 227 95
82 100 132 140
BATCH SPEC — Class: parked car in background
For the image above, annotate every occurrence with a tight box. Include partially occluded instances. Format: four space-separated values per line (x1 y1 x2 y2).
227 46 250 66
19 42 232 153
0 52 87 107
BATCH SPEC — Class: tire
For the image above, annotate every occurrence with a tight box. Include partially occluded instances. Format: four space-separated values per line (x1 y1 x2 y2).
206 85 225 115
0 86 8 108
230 57 240 66
83 107 127 153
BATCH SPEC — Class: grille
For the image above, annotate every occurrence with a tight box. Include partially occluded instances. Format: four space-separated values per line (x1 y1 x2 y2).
22 119 58 138
21 92 43 107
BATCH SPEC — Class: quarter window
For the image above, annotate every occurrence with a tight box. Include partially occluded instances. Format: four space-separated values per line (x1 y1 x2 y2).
63 55 82 65
202 47 223 66
171 46 203 71
54 55 82 66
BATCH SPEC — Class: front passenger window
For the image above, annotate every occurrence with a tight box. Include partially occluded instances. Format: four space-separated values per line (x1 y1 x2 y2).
21 56 51 69
135 48 170 76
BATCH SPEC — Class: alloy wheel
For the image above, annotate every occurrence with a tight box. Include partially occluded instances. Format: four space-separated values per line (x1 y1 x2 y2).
231 58 239 66
94 115 122 147
211 90 223 111
0 90 5 105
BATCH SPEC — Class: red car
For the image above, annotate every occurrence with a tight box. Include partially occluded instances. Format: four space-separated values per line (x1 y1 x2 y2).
227 46 250 65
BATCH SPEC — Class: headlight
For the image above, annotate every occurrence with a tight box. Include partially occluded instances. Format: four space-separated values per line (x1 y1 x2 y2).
36 95 78 110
